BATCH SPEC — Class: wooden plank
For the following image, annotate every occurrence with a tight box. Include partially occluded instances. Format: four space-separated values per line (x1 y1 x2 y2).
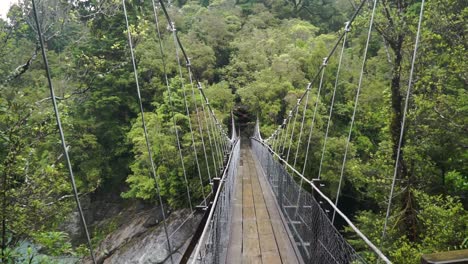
262 252 282 264
243 220 259 238
227 222 242 260
243 237 261 257
243 206 256 219
227 143 303 264
257 220 274 235
259 234 278 253
252 148 304 264
242 255 263 264
255 207 270 220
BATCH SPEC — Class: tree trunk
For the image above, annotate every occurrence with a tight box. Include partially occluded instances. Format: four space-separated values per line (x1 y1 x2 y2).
390 35 418 241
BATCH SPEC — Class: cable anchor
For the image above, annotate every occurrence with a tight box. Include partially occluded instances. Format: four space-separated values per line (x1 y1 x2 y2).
344 21 351 32
322 57 328 66
168 22 176 32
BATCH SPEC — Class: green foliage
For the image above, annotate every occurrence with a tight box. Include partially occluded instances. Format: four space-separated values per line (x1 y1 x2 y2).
33 232 72 256
0 0 465 260
351 191 468 263
445 170 468 194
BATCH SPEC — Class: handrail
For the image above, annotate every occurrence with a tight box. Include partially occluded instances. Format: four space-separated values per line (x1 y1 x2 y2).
190 138 240 263
251 137 392 264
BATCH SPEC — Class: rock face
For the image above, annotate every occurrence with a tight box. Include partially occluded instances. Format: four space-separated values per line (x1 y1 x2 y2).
82 208 202 264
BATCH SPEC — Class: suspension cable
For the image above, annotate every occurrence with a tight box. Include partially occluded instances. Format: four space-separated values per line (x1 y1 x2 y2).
275 120 287 153
318 23 350 182
122 2 173 263
264 0 366 143
158 0 229 179
293 61 327 218
204 97 224 171
211 108 224 171
198 83 218 178
186 64 212 185
151 0 193 212
285 99 301 163
318 24 350 224
301 60 327 177
272 125 282 153
170 20 207 205
332 0 378 224
381 0 425 242
31 0 96 262
281 113 293 155
206 98 224 170
292 83 312 168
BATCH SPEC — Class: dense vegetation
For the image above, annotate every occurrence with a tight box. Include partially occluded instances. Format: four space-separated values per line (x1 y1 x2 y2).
0 0 466 262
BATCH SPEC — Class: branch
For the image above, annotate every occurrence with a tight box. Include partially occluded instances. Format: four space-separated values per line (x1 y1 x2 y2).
34 86 92 105
3 44 40 83
381 0 394 27
44 193 83 206
433 107 467 132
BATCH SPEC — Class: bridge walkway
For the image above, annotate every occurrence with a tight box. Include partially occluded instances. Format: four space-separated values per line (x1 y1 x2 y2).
226 141 302 264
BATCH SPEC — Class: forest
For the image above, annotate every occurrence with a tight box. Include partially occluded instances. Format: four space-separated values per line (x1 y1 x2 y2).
0 0 466 263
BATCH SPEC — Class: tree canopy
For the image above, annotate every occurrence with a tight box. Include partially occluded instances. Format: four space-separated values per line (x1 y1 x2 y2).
0 0 466 262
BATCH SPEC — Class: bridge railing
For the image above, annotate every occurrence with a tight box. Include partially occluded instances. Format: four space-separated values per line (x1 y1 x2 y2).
190 138 240 264
251 137 391 264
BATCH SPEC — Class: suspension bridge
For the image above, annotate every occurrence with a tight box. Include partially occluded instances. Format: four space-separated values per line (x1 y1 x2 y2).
23 0 431 262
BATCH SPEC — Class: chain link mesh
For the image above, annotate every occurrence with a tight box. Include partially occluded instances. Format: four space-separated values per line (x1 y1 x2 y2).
251 138 366 264
193 139 240 263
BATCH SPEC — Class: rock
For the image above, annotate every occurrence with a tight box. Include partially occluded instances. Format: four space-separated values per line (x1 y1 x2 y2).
61 211 83 242
82 208 202 264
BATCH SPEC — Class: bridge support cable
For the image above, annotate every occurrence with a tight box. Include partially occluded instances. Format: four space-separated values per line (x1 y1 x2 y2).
292 83 312 169
197 83 230 170
197 83 219 181
317 23 350 186
151 2 234 262
157 0 231 144
302 58 327 179
199 88 225 172
381 0 425 243
275 119 287 153
293 61 327 221
251 138 391 263
122 1 174 263
264 0 366 148
186 60 213 186
218 117 229 156
209 107 224 172
31 0 97 262
252 0 389 261
156 0 233 199
281 112 293 155
211 115 224 170
271 126 280 153
252 116 263 141
285 100 301 163
169 22 207 206
272 124 283 153
333 0 378 224
151 0 194 212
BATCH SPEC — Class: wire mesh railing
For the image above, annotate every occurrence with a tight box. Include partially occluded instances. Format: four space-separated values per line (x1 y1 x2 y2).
251 137 391 264
190 138 240 264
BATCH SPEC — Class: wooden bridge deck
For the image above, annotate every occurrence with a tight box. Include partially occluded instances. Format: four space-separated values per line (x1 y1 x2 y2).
226 141 302 264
